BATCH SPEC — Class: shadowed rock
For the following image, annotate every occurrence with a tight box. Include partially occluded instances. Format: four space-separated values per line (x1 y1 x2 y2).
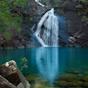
0 60 31 88
0 75 17 88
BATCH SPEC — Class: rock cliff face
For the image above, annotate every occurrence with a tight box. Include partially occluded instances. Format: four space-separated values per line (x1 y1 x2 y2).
22 0 88 47
0 0 88 47
55 0 88 46
54 0 88 46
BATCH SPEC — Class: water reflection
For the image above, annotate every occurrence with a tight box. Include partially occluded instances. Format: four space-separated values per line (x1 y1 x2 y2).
35 47 59 83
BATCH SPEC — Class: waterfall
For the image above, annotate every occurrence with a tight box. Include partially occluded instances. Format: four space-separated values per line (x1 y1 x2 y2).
34 8 59 47
35 0 45 7
34 8 59 83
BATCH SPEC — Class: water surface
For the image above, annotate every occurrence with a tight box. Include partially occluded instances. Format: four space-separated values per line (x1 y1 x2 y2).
0 48 88 77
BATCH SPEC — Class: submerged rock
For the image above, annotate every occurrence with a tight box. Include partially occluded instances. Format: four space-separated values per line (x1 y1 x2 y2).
55 71 88 87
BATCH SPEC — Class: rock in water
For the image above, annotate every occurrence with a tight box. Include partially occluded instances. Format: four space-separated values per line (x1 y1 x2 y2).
17 83 24 88
0 60 31 88
0 75 17 88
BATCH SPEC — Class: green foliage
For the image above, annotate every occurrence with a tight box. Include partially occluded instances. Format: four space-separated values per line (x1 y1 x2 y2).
3 31 12 40
80 0 88 3
81 16 88 25
13 0 28 7
0 0 25 40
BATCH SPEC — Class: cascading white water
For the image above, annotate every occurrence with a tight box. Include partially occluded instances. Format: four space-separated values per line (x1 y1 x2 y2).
35 0 45 7
34 8 59 47
34 8 59 83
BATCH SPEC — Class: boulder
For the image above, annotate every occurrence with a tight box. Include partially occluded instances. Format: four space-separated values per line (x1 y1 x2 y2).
0 75 17 88
0 60 31 88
